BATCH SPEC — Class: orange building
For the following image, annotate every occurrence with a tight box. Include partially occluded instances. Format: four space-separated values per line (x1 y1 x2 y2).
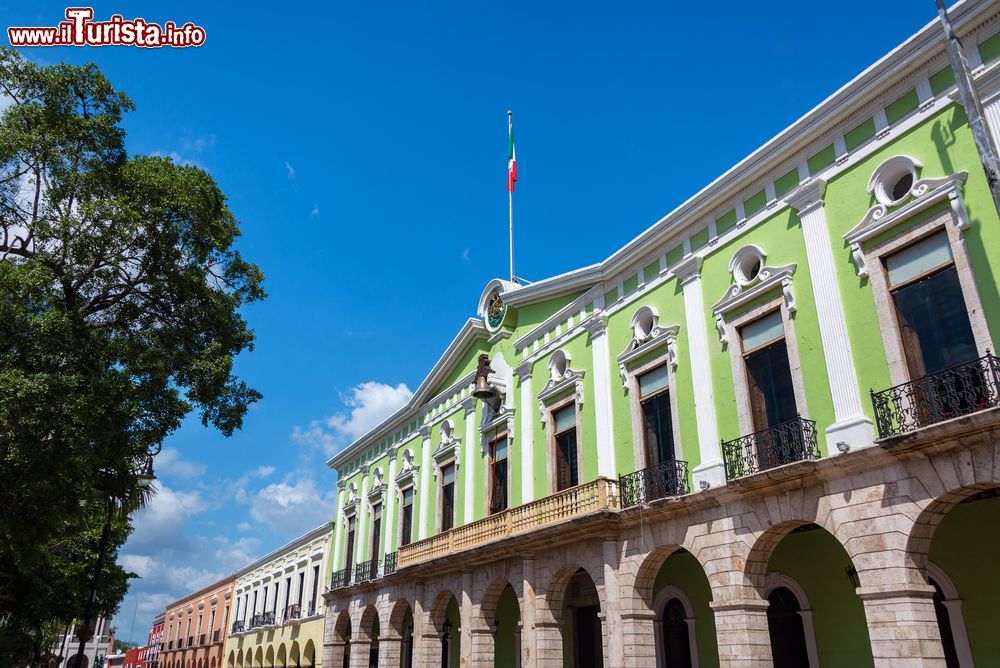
159 576 235 668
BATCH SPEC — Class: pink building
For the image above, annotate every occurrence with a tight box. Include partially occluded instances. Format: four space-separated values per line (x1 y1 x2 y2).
160 577 235 668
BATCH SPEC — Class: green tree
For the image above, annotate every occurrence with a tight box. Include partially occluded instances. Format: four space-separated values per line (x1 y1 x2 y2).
0 48 264 663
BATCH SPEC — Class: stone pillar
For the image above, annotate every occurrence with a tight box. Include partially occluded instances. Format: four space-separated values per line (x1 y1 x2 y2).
324 640 347 668
621 611 657 668
418 426 432 540
520 557 538 668
411 582 428 668
533 620 563 668
710 599 772 667
601 540 624 667
463 396 477 524
515 362 534 505
415 632 442 668
785 180 874 450
674 255 725 489
377 636 402 668
459 571 478 667
583 315 617 479
349 638 371 668
858 585 946 667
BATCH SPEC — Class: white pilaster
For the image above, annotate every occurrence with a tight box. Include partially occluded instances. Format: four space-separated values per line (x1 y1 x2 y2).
786 180 874 451
463 398 476 524
584 315 617 479
331 485 345 571
356 472 369 560
983 94 1000 153
418 426 431 540
674 256 725 488
384 453 398 555
515 361 535 504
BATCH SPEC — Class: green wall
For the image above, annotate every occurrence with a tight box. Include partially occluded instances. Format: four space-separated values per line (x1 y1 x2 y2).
767 528 873 667
495 586 521 667
651 549 719 668
928 494 1000 665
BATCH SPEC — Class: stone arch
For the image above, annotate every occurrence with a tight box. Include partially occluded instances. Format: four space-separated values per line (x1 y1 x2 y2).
761 573 820 668
287 641 300 668
302 640 316 667
358 604 380 641
743 519 819 589
210 657 216 668
333 609 351 640
264 646 274 668
253 646 263 668
243 648 252 668
428 589 460 633
540 561 603 621
907 482 1000 573
275 644 286 668
388 598 412 638
479 577 519 626
631 543 685 611
652 584 699 668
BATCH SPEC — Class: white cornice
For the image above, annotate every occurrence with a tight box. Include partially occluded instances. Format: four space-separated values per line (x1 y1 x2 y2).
512 285 603 352
231 522 333 580
502 264 603 307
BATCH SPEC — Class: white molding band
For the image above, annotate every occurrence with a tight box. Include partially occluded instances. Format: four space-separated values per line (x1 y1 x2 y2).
674 256 725 488
356 474 369 563
785 179 874 451
331 486 345 573
585 316 617 479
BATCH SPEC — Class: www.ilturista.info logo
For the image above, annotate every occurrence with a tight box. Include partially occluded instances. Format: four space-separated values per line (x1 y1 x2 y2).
8 8 206 48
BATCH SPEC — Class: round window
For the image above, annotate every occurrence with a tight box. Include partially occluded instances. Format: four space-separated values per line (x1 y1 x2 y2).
550 350 569 380
731 246 766 287
891 172 913 202
868 155 921 206
632 307 655 340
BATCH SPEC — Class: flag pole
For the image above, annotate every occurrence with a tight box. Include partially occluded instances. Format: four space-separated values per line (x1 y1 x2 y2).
508 110 515 283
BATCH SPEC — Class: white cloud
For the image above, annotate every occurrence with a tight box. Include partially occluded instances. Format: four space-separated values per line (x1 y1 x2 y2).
311 203 320 218
120 554 155 578
248 476 336 535
181 134 216 154
152 150 202 168
291 381 412 456
236 521 252 532
285 161 296 179
126 483 207 552
156 447 206 479
461 248 471 262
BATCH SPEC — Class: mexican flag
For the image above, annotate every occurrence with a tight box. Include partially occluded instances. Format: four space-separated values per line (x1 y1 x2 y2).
507 118 517 193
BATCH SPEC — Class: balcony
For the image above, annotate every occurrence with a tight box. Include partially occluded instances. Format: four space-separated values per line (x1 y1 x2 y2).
283 604 301 622
355 558 379 583
619 459 690 507
329 567 352 590
249 613 263 630
212 629 220 643
199 633 206 646
230 620 244 635
398 477 620 569
721 416 820 480
166 641 173 651
871 354 1000 438
384 551 398 576
307 602 318 617
262 611 275 627
187 636 193 648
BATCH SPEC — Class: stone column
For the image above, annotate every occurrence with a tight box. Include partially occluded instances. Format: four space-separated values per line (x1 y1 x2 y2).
785 180 874 450
601 540 625 667
584 315 617 479
709 598 772 667
515 362 535 505
533 620 563 668
674 256 725 488
621 611 657 668
323 640 346 668
411 582 428 668
520 557 538 668
349 637 372 668
384 451 398 561
377 636 402 668
857 584 946 667
418 425 432 540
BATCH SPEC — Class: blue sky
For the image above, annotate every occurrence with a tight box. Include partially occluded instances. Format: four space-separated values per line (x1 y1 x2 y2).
3 0 945 645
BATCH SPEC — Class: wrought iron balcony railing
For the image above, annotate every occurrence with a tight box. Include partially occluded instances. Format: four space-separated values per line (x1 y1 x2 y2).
619 459 690 508
283 604 301 622
355 558 379 583
262 611 275 626
721 416 820 480
307 602 317 617
871 354 1000 438
330 567 352 590
230 620 244 635
249 613 263 629
384 551 398 576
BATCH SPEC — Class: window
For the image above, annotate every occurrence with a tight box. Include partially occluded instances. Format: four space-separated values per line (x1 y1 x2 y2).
370 502 383 560
741 311 797 431
344 515 357 570
886 232 977 378
639 365 674 467
310 565 319 614
400 487 414 546
271 583 278 615
553 404 579 491
440 463 456 532
489 435 509 514
297 571 304 607
283 577 291 614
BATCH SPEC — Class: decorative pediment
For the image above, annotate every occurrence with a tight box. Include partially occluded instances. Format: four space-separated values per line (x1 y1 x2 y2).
394 448 418 492
537 349 585 420
367 467 385 503
342 482 359 514
713 260 796 318
431 421 460 474
844 169 970 278
617 312 680 387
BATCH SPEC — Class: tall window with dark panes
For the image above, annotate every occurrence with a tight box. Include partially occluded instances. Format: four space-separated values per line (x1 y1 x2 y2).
489 434 509 514
400 487 414 546
344 515 356 570
370 502 382 560
283 577 291 617
740 311 802 469
553 405 579 491
297 571 304 607
310 565 319 615
886 231 981 421
440 463 456 531
639 365 674 467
